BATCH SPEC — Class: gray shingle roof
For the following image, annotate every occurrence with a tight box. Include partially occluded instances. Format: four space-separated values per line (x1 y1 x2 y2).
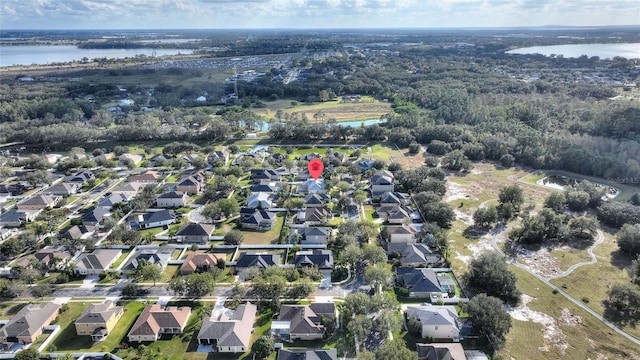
0 302 60 340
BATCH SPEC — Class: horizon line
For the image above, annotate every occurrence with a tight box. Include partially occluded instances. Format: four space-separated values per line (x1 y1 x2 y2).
2 24 640 32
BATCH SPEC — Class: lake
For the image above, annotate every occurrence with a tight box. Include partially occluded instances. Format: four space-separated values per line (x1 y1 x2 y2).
506 43 640 59
0 45 193 67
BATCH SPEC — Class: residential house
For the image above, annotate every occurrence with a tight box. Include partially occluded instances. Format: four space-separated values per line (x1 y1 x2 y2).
406 305 461 341
416 343 466 360
240 209 276 230
180 253 226 275
127 305 191 343
0 228 12 241
43 153 64 164
207 150 229 165
0 302 60 344
250 183 278 193
97 193 131 208
271 303 336 342
119 153 143 165
82 206 110 227
174 223 215 244
234 253 280 279
149 154 173 167
277 349 338 360
379 192 411 206
74 249 122 276
111 182 145 197
294 250 334 278
17 194 61 210
300 227 332 244
156 191 189 208
357 159 375 171
16 246 78 272
304 193 329 208
297 207 331 225
371 170 395 195
269 153 287 164
298 179 326 194
246 192 275 209
250 169 280 182
232 153 260 166
123 246 174 272
383 206 412 224
383 224 418 243
75 300 124 342
67 171 95 184
388 243 442 267
176 174 205 195
129 209 176 230
0 209 38 227
183 153 201 165
395 267 449 300
128 170 161 183
42 183 80 196
197 302 257 353
59 224 95 241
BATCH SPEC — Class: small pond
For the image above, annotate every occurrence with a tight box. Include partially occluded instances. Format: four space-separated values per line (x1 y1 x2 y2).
537 175 619 198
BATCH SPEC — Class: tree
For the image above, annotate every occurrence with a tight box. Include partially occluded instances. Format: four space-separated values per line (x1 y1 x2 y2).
223 230 244 245
252 274 287 308
357 351 375 360
139 263 162 286
544 191 566 213
121 282 139 297
566 191 590 211
201 202 223 223
15 348 40 360
603 283 640 325
173 272 216 297
23 169 50 187
498 185 524 211
31 283 52 298
374 338 417 360
463 251 520 304
364 264 393 294
0 278 25 298
348 314 372 349
568 216 598 240
289 278 314 299
361 243 387 265
342 292 372 318
598 201 640 228
251 335 274 359
473 206 498 228
375 309 402 336
617 223 640 257
466 294 512 353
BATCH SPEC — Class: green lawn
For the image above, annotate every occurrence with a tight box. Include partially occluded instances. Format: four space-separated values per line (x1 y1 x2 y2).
48 301 146 353
363 205 376 221
240 212 286 245
110 250 131 269
161 265 181 282
47 302 92 352
0 302 25 320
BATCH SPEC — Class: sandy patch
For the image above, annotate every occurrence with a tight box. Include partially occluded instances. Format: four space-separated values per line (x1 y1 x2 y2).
559 308 583 327
445 181 472 202
508 294 568 355
454 209 473 225
456 236 495 265
515 246 563 277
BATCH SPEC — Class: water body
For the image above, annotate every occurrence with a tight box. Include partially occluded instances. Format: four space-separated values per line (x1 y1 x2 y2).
244 118 386 131
537 175 619 198
0 45 193 67
506 43 640 59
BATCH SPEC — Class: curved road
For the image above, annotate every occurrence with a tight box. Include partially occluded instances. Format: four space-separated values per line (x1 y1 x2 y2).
490 228 640 346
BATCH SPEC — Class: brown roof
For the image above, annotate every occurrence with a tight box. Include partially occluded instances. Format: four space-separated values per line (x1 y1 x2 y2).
0 302 60 340
128 305 191 337
180 253 225 274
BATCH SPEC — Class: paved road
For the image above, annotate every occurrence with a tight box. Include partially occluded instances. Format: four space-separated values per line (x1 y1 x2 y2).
490 227 640 346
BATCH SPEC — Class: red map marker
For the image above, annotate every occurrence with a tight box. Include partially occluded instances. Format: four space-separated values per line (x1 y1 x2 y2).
308 158 324 180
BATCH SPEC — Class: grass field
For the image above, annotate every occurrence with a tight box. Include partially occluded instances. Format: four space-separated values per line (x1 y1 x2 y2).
239 212 286 245
500 266 640 359
253 96 392 122
111 250 132 269
0 302 26 320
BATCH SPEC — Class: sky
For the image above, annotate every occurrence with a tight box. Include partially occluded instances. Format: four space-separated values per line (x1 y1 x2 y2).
1 0 639 30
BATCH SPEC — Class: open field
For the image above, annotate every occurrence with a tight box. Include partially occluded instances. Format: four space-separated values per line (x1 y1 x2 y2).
238 212 286 245
253 96 392 122
501 266 640 360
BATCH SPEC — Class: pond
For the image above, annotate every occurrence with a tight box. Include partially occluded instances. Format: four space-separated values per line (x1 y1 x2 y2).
537 175 619 198
242 118 387 132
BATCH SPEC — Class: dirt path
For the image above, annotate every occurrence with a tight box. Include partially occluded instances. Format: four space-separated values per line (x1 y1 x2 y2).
488 228 640 346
